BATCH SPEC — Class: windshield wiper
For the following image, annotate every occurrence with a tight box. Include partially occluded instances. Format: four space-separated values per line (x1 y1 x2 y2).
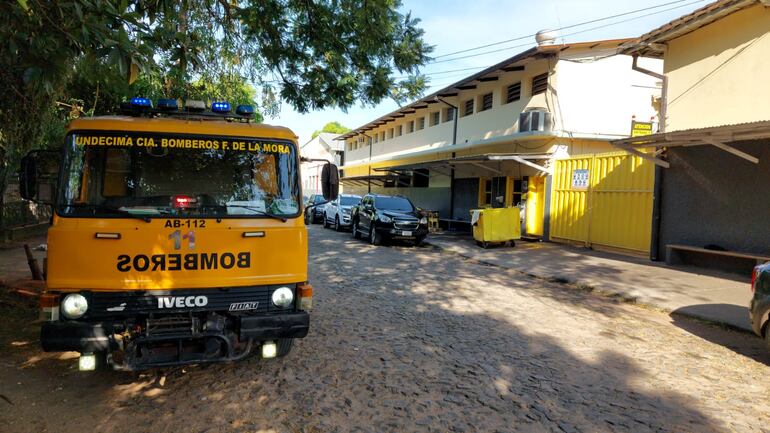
199 204 288 222
63 204 157 222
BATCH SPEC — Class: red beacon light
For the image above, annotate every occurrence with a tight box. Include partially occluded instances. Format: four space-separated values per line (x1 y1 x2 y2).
172 195 197 209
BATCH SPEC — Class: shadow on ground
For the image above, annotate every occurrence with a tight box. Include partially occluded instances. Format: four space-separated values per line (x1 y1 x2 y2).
1 226 767 432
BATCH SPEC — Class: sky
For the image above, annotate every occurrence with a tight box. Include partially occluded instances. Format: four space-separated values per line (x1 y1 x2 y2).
270 0 710 147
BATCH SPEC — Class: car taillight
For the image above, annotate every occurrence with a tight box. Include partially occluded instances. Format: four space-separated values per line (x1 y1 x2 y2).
751 266 760 293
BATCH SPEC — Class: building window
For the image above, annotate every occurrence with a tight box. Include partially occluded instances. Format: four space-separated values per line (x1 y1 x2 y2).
483 179 492 205
374 134 378 144
506 82 521 104
532 73 548 95
480 93 493 111
380 131 385 141
396 125 402 137
443 107 455 123
388 128 394 139
430 111 440 126
406 120 414 133
463 99 474 117
417 117 425 130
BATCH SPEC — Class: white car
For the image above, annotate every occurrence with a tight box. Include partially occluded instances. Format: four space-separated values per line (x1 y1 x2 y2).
323 194 362 231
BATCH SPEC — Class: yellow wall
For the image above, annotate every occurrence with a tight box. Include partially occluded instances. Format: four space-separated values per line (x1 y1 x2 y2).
664 4 770 131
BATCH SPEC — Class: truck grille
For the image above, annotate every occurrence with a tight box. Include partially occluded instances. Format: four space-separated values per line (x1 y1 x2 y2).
84 285 292 319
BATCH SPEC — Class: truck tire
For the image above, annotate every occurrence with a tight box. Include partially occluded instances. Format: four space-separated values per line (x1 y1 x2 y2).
277 338 294 357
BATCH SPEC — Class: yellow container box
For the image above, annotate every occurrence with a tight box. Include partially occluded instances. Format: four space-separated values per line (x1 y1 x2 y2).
470 207 521 247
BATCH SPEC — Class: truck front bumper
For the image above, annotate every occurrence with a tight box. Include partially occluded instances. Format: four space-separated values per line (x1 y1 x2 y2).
41 312 310 353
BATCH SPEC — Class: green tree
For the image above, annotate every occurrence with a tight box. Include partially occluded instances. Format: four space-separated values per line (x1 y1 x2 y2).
0 0 432 215
312 121 351 139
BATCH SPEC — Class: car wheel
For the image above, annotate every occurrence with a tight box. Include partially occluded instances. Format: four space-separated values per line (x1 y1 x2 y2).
414 235 426 247
334 216 341 232
369 225 382 246
277 338 294 357
304 212 311 225
323 213 330 228
352 219 362 239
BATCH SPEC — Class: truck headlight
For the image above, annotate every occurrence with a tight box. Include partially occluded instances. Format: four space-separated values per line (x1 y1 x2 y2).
61 293 88 319
271 287 294 308
419 217 428 224
379 215 392 223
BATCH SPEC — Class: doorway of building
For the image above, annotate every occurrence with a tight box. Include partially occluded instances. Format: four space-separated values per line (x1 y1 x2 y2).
526 176 546 237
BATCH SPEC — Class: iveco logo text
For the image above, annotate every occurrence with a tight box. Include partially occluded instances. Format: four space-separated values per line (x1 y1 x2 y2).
157 296 208 309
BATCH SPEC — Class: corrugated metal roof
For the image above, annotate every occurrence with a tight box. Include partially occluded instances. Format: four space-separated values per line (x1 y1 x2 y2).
613 119 770 147
338 38 634 141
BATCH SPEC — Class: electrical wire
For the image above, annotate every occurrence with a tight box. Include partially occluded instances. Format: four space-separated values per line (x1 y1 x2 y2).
431 0 699 60
428 0 708 65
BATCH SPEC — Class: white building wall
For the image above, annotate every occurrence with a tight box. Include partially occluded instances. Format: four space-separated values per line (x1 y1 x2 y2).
553 54 662 137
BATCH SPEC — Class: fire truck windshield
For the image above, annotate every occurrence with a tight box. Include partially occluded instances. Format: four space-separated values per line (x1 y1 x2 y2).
57 133 300 219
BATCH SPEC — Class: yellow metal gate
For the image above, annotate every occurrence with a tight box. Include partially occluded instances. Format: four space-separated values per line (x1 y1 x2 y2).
550 151 654 254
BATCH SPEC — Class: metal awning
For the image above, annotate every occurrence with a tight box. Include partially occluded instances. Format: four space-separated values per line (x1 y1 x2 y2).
373 153 553 176
612 120 770 168
339 174 400 186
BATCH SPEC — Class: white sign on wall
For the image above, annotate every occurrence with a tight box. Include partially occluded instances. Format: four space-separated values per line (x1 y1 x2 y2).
571 169 589 190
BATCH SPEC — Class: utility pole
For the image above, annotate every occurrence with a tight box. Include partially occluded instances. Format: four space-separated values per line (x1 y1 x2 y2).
435 96 458 220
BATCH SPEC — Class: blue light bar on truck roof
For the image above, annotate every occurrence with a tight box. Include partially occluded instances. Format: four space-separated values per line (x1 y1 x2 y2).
157 99 178 110
236 105 255 116
211 101 231 113
130 97 152 108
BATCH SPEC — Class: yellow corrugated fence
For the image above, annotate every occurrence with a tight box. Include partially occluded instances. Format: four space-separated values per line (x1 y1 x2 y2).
549 151 654 254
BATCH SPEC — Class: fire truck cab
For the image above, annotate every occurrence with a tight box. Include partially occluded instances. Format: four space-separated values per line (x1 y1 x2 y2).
19 98 338 370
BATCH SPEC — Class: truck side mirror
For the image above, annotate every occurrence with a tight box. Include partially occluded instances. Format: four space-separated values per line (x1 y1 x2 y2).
321 163 339 201
19 154 38 200
19 150 58 205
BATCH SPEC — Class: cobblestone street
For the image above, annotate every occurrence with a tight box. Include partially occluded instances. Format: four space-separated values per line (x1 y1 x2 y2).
2 225 770 433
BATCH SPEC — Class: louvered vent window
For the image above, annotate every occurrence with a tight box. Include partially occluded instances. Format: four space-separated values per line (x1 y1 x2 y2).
506 82 521 103
463 99 474 116
481 93 493 111
532 73 548 95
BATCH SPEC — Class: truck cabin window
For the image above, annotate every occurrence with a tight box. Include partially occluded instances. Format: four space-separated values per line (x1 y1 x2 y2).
59 133 300 218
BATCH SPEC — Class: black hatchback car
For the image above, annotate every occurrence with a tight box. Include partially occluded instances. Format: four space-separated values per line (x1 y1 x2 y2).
750 262 770 349
304 194 326 224
351 194 428 246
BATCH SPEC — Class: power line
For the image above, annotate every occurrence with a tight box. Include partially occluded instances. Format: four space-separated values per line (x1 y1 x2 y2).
429 0 707 65
431 0 695 60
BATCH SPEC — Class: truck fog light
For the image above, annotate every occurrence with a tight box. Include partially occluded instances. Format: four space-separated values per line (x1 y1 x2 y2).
61 293 88 319
271 287 294 308
79 353 96 371
262 341 277 359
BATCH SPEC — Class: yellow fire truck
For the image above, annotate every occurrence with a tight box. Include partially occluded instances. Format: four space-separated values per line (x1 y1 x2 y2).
19 98 338 370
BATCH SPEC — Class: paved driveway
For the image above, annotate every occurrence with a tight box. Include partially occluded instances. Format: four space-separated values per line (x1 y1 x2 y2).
1 225 768 432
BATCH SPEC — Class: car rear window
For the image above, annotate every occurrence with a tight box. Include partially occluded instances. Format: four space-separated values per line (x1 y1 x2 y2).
375 197 414 211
